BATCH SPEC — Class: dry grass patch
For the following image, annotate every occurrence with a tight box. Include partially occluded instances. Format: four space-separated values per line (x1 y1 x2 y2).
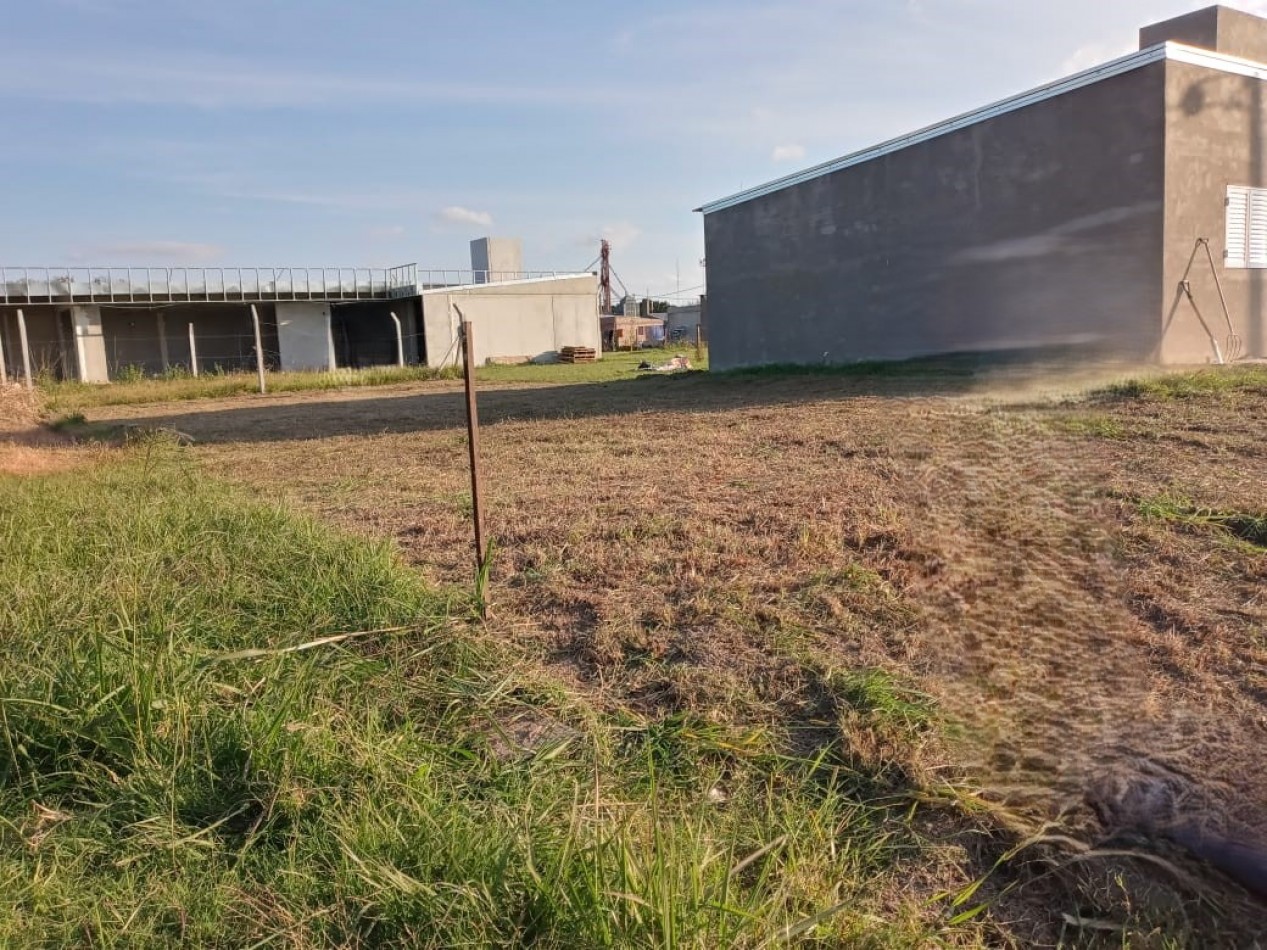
0 384 112 475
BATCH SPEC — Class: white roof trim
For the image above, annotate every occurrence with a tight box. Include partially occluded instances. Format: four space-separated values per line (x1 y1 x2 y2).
697 42 1267 215
418 272 595 294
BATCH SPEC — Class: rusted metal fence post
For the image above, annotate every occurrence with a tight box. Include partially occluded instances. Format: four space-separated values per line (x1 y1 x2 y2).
458 311 488 617
0 316 8 385
16 308 33 388
250 304 267 393
695 324 703 363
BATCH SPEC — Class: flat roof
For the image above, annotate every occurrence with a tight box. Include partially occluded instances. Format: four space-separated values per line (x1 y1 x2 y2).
696 41 1267 215
417 272 595 294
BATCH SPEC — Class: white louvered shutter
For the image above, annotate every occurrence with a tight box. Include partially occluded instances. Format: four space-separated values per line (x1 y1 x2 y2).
1250 189 1267 267
1226 186 1248 268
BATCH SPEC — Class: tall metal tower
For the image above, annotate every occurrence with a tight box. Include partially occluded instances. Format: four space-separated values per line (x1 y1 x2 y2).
599 239 613 315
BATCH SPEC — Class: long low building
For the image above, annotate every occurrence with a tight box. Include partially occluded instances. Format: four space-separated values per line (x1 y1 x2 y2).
0 240 600 382
697 5 1267 369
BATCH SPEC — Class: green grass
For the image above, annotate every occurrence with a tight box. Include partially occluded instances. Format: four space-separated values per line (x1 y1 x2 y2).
0 449 964 948
38 349 709 412
1048 414 1129 439
479 346 708 385
1137 494 1267 549
1100 364 1267 400
40 365 464 412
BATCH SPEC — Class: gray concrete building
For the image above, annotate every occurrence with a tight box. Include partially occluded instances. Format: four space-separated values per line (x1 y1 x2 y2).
698 6 1267 369
664 301 705 341
0 238 599 382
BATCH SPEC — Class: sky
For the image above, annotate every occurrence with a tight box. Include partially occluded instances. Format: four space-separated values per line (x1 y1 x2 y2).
3 0 1265 300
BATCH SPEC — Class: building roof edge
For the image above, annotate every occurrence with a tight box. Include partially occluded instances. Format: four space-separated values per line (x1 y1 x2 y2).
696 41 1267 215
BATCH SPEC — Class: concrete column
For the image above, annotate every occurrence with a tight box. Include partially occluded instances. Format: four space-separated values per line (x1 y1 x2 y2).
70 305 109 383
156 311 170 371
276 302 334 372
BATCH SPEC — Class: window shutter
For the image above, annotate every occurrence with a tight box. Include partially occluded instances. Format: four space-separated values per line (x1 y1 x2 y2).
1227 186 1248 268
1250 190 1267 267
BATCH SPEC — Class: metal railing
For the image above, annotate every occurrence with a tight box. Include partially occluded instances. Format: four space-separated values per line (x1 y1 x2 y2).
398 268 566 294
2 264 576 304
0 266 404 304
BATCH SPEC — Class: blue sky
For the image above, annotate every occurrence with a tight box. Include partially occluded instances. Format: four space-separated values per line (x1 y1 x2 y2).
1 0 1258 299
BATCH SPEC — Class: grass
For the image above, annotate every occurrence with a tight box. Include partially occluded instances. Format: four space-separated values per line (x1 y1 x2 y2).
1099 363 1267 400
0 447 971 948
38 349 709 413
1137 494 1267 549
480 347 709 385
40 365 463 413
1048 413 1129 439
21 357 1267 943
128 353 1265 944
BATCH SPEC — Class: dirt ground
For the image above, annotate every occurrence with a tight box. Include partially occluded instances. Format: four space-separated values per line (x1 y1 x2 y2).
0 385 102 475
88 365 1267 939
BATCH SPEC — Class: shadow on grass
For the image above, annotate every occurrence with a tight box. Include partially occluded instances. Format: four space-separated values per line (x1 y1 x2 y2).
90 350 1144 446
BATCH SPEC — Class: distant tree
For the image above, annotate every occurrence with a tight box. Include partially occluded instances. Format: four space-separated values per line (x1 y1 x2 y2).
650 300 670 313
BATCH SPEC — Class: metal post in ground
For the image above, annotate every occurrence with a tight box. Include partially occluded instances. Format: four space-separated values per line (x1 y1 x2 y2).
389 311 404 367
457 309 488 618
16 308 33 389
250 304 267 394
0 315 8 385
695 324 703 363
188 322 199 377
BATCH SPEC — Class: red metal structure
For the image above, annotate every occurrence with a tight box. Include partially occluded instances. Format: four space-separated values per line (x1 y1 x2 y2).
599 239 613 315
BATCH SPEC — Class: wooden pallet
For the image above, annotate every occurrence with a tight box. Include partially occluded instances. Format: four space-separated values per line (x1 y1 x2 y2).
559 346 597 363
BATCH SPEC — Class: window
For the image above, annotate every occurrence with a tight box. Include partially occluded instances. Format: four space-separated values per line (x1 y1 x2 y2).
1225 185 1267 268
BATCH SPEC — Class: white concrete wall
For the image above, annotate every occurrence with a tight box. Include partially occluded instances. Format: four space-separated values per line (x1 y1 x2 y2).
276 302 335 371
420 274 600 367
470 237 524 282
71 305 109 383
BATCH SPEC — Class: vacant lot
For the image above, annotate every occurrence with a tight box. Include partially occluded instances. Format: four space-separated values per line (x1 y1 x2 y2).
26 360 1267 943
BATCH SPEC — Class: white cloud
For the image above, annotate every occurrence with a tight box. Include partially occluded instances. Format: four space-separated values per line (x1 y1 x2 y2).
0 52 624 110
436 206 494 228
72 240 225 264
771 143 806 163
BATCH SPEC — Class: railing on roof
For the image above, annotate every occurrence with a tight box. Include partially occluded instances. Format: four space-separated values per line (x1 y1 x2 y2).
1 264 575 305
0 266 399 304
394 268 566 295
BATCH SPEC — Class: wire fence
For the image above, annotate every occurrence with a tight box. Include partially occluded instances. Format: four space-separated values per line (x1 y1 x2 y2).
0 325 432 384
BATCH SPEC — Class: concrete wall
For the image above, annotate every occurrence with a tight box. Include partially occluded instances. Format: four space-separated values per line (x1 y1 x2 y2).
0 307 73 380
100 304 277 376
276 302 334 371
470 237 524 282
702 64 1168 370
332 299 422 367
71 306 108 382
665 304 702 337
1142 6 1267 63
1161 58 1267 361
420 274 600 367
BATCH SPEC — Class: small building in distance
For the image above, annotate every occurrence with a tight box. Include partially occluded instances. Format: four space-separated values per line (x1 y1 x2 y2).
664 299 706 342
601 315 665 349
697 5 1267 369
